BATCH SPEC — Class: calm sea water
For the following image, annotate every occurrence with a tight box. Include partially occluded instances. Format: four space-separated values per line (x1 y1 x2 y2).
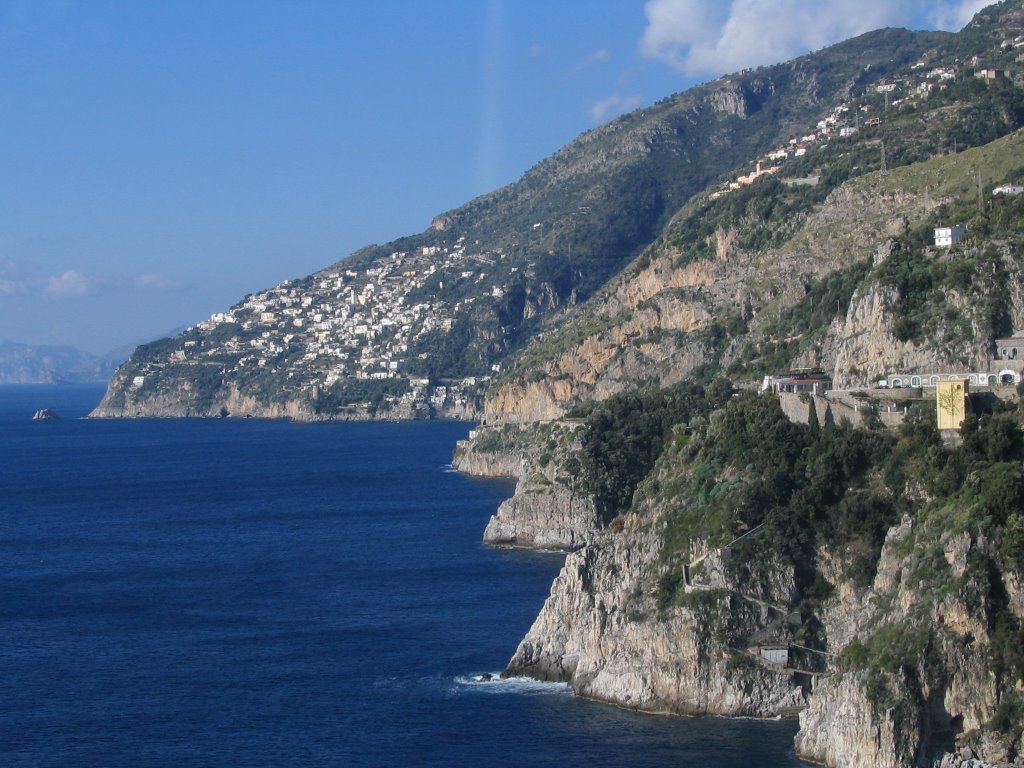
0 384 809 767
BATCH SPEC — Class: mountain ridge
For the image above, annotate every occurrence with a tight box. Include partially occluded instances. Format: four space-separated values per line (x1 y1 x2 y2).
92 25 948 418
449 4 1024 767
0 339 122 385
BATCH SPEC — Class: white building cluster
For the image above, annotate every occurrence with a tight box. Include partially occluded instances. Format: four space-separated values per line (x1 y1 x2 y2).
160 236 496 412
709 58 1006 202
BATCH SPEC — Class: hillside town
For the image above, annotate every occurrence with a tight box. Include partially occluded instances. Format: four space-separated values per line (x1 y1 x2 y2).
127 236 506 417
713 48 1023 198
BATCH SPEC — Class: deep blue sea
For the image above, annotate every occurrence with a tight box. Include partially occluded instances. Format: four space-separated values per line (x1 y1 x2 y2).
1 384 809 767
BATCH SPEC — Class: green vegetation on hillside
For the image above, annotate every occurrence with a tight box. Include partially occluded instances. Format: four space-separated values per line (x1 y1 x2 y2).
570 379 733 518
571 380 1023 734
309 378 411 414
857 156 1024 351
649 393 901 598
729 260 873 378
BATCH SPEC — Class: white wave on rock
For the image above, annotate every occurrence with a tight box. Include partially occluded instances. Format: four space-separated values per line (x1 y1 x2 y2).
453 673 571 696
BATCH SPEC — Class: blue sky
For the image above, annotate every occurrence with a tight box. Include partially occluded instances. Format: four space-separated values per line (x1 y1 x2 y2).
0 0 988 354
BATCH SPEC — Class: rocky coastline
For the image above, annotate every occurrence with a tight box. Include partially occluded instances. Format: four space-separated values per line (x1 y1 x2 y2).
453 421 606 551
456 411 1024 768
89 378 479 422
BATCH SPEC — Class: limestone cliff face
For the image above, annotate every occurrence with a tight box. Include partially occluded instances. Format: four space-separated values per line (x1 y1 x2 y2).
830 282 926 386
822 242 1022 387
482 379 577 425
830 287 990 388
485 256 721 425
454 422 603 551
451 435 524 478
795 672 921 768
483 483 599 550
483 176 938 425
795 517 1022 767
504 500 806 716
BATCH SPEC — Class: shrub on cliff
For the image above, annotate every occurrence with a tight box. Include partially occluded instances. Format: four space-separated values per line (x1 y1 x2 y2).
577 380 729 520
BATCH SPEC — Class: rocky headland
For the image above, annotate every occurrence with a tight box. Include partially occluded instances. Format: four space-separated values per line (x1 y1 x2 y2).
455 77 1024 768
459 387 1024 768
453 421 603 550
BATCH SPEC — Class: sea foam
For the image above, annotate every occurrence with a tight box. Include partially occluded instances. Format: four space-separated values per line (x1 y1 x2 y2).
454 673 571 696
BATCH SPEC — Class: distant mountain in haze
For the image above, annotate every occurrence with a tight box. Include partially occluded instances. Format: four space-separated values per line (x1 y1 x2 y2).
0 330 186 384
0 340 111 384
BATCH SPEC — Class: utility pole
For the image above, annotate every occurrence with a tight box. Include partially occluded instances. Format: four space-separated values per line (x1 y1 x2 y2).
881 141 887 173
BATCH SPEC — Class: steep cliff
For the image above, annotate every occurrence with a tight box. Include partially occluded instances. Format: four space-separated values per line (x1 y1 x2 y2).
484 127 1024 424
505 488 807 717
796 509 1023 768
498 392 1024 766
483 483 600 551
453 421 603 550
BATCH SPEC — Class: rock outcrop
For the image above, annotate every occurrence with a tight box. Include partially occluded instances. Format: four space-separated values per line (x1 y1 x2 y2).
793 512 1021 767
495 460 1023 767
455 421 604 550
825 257 1018 388
504 485 807 716
795 671 922 768
483 482 599 551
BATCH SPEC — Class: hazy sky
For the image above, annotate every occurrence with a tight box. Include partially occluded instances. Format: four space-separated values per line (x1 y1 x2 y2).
0 0 988 353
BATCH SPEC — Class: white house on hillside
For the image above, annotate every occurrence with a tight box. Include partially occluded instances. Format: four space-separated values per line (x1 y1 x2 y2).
935 224 967 247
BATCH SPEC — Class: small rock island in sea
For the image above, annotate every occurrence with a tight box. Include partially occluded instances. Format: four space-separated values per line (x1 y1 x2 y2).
32 408 60 421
